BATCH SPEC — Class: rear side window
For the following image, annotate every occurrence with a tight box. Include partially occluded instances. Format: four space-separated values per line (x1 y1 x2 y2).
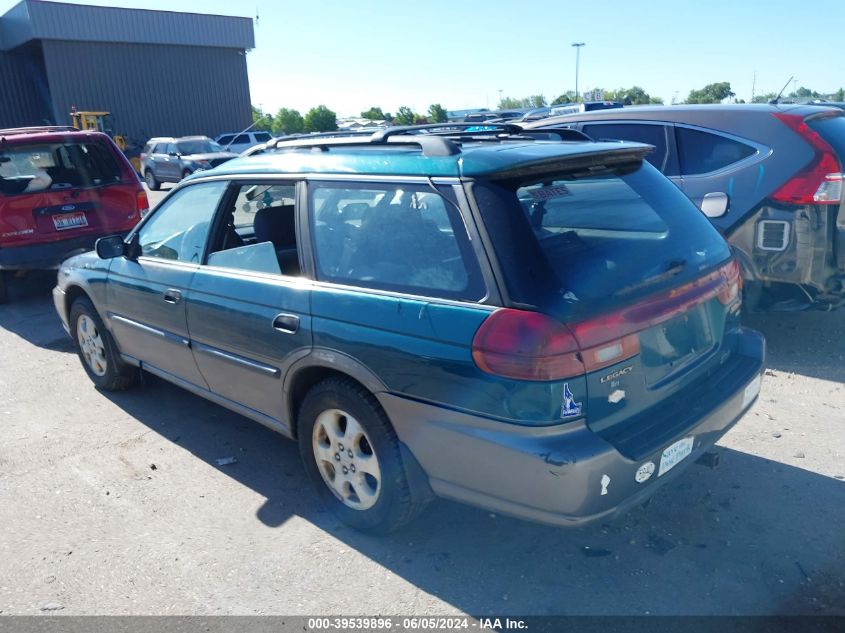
233 135 250 144
254 132 272 143
0 142 122 194
472 161 731 320
309 182 485 300
676 127 756 175
581 123 679 176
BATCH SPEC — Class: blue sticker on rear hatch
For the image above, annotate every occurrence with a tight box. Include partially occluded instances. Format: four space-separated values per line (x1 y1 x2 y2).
561 383 583 418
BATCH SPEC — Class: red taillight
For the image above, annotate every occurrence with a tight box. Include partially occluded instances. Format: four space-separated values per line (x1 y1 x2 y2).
771 113 843 205
136 190 150 218
472 310 584 381
472 259 741 381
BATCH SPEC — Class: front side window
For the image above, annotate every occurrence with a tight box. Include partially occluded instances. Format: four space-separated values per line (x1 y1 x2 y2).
581 122 679 176
254 132 272 143
309 182 484 300
676 127 756 175
206 183 299 276
137 181 227 263
217 135 234 146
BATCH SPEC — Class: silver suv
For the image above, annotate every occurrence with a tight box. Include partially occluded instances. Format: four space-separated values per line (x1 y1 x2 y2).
140 136 237 190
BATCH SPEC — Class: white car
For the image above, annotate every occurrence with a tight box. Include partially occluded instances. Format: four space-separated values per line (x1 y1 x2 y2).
214 131 274 154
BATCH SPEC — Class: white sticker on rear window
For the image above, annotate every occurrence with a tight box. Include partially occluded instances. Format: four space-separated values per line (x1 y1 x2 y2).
527 185 571 201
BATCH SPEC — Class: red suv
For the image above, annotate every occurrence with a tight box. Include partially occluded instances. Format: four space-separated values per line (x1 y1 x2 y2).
0 127 148 302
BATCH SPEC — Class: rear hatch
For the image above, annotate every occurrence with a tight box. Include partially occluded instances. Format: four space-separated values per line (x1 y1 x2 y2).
0 134 143 248
472 154 748 458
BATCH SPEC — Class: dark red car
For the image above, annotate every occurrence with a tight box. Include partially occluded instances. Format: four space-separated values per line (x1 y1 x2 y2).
0 126 148 303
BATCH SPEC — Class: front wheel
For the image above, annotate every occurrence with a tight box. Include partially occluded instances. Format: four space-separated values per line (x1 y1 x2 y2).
298 378 426 533
181 169 192 181
70 297 139 391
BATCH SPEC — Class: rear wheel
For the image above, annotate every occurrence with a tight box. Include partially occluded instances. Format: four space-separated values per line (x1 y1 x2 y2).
0 271 7 304
70 297 139 391
181 169 192 180
298 377 426 533
144 169 160 191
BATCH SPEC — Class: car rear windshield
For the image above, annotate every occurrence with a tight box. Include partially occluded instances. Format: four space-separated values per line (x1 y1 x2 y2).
0 141 123 195
177 140 223 154
472 160 732 320
808 113 845 159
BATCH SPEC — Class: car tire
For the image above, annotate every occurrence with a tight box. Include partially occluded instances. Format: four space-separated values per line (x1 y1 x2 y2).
69 297 139 391
181 169 192 181
0 271 8 304
298 377 426 533
144 169 160 191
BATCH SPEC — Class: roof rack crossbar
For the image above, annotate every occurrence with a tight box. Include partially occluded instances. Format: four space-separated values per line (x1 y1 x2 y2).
0 126 79 138
272 128 460 157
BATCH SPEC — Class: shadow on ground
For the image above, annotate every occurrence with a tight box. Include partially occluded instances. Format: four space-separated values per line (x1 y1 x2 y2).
3 282 844 615
0 271 75 352
97 370 845 616
745 311 845 383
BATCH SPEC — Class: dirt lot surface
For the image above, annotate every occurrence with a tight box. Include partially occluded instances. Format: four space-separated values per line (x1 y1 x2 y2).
0 197 843 615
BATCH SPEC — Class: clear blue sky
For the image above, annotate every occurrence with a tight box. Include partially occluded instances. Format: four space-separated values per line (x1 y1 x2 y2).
3 0 844 116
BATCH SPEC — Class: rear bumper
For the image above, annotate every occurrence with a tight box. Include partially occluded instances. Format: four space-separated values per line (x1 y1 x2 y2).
0 234 117 271
380 327 765 527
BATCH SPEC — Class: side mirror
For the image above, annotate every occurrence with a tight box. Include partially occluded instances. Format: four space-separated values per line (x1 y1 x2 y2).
168 151 179 157
95 235 126 259
700 192 729 218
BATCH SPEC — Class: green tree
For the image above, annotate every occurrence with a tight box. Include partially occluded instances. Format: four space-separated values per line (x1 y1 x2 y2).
835 88 845 101
394 106 416 125
602 86 662 105
427 103 448 123
686 82 735 104
251 106 273 132
551 91 577 105
414 114 429 124
304 105 338 132
789 86 820 99
361 107 386 120
271 108 304 135
498 96 528 109
529 95 547 108
752 92 777 104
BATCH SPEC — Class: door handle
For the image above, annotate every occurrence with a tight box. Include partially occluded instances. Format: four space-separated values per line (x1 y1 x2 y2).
272 313 299 334
163 289 182 304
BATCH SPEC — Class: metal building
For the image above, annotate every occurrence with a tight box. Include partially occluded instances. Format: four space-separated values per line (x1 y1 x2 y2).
0 0 254 141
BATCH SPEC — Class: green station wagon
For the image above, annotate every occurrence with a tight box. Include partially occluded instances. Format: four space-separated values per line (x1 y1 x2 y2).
53 126 765 532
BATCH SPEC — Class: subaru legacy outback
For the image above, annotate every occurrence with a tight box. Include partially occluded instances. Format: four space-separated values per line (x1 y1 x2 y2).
53 126 764 533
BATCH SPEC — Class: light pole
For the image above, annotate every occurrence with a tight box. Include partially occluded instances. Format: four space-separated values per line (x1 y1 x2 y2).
571 42 585 102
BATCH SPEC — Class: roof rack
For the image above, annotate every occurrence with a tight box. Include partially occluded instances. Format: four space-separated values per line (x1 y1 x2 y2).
267 123 592 158
272 128 461 157
0 126 79 138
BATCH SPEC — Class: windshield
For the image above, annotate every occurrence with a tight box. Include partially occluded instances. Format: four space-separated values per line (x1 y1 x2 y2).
472 161 732 320
177 140 224 155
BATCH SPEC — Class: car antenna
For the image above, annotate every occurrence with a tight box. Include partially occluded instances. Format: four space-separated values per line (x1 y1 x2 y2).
224 119 261 151
769 76 794 105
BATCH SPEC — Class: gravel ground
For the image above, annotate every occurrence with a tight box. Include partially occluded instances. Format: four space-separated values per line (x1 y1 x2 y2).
0 203 843 615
